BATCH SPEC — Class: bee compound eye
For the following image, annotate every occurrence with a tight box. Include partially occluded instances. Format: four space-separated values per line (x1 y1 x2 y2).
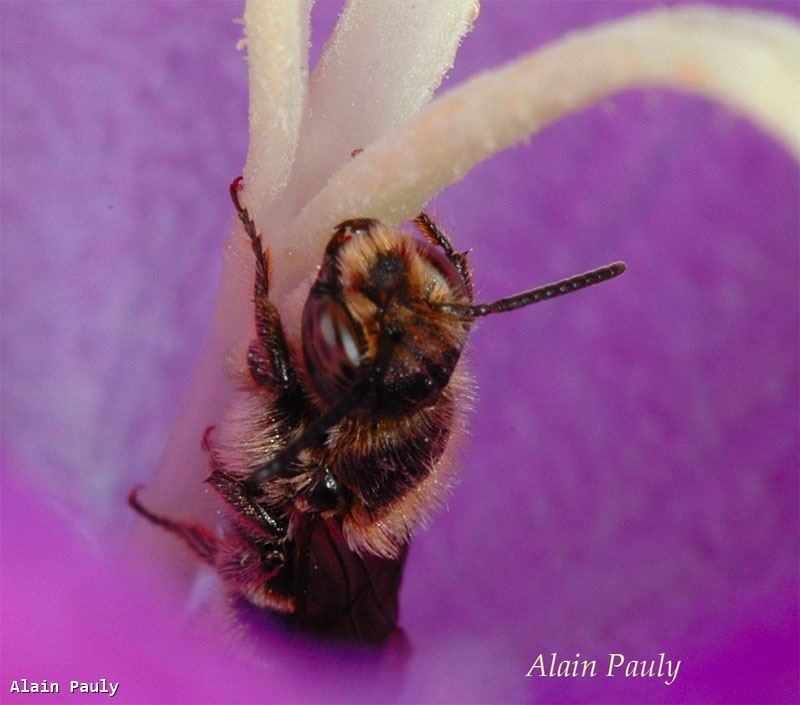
415 240 468 299
302 296 363 402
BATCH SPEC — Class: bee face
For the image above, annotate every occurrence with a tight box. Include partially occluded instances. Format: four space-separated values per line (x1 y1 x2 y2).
302 219 472 416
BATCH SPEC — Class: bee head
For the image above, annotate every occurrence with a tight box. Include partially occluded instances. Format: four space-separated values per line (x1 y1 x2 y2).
302 219 472 417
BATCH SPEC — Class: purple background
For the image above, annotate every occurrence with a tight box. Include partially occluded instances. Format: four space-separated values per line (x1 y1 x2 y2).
1 1 798 703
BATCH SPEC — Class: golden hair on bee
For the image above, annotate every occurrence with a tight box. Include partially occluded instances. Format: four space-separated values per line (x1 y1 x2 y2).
129 176 625 641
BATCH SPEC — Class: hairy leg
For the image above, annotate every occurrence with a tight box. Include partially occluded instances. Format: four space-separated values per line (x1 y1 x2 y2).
129 486 286 594
230 176 295 391
202 425 289 540
128 486 218 564
413 212 473 298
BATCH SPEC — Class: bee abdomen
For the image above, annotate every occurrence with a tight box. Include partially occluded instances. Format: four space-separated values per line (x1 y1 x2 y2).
333 411 453 511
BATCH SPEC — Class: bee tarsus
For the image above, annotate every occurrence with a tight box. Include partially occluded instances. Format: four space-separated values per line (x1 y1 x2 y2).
230 176 296 392
128 487 219 565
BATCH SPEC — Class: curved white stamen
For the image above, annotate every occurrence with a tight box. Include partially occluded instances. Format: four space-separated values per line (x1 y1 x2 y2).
280 6 800 296
142 4 799 585
242 0 311 228
283 0 480 223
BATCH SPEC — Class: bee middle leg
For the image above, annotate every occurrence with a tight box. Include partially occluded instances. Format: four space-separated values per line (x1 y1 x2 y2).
129 487 286 592
128 487 218 564
413 212 473 297
206 469 289 540
202 426 289 540
229 177 295 392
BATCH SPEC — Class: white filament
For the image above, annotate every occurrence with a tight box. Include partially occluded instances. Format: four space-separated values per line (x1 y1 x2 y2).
282 6 800 294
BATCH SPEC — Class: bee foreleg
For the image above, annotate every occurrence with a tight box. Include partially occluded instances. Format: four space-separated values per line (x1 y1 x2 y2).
413 212 473 297
247 300 295 391
229 176 296 392
206 469 288 541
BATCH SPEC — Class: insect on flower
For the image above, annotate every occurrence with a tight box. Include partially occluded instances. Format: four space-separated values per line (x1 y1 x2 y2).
130 176 625 642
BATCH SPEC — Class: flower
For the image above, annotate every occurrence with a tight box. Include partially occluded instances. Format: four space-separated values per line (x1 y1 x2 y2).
1 2 798 703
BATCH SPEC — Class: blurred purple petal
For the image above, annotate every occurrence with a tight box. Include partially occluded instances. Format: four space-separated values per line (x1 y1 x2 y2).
1 2 797 704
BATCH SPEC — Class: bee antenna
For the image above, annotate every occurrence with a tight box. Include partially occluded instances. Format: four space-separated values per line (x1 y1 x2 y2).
431 261 626 319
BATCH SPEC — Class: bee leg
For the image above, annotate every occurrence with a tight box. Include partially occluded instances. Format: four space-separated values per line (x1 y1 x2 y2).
128 487 218 564
247 295 294 391
413 212 473 297
216 526 286 587
202 427 289 540
229 177 295 392
206 469 288 541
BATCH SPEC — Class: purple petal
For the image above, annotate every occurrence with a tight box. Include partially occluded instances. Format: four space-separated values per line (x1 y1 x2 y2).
1 2 797 703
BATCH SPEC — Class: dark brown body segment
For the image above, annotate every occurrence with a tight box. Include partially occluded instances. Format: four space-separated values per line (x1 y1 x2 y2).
286 515 406 641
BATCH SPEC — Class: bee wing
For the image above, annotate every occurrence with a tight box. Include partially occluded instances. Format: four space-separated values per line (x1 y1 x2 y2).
290 515 407 642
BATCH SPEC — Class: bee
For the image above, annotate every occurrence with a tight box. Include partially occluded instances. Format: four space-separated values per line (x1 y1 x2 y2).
130 177 625 641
